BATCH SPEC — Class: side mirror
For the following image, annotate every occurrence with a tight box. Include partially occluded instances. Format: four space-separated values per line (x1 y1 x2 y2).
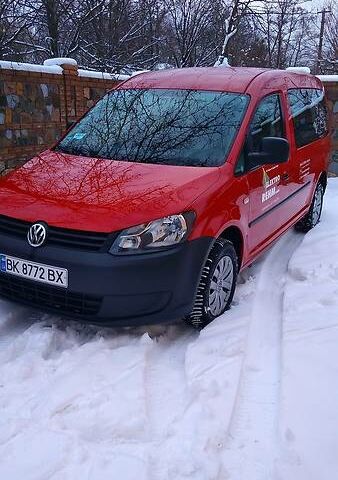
247 137 289 166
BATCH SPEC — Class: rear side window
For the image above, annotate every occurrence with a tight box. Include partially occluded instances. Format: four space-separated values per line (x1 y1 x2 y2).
287 88 328 148
235 93 284 174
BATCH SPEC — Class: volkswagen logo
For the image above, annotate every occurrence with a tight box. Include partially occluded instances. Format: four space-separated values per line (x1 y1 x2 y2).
27 223 47 248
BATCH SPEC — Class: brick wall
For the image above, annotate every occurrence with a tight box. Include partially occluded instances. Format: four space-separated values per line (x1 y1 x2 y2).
0 60 126 173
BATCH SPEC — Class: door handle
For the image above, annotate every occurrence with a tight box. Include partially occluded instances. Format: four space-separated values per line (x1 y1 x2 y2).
281 173 289 182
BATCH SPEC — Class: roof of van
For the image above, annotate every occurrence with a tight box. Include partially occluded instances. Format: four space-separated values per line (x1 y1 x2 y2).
120 67 322 93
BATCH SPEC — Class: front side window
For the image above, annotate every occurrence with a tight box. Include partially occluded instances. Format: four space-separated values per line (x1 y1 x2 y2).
287 88 328 148
249 94 284 152
56 88 249 167
235 93 284 174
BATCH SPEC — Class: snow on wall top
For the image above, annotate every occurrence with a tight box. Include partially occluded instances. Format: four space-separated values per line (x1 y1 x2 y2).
317 75 338 83
0 59 130 81
1 59 335 84
78 69 129 81
43 58 78 67
130 70 150 77
0 60 62 74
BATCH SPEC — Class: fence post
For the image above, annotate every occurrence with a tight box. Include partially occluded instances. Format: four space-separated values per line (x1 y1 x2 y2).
60 61 79 129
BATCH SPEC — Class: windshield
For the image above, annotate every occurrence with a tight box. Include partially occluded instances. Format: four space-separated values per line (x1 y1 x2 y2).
56 88 249 167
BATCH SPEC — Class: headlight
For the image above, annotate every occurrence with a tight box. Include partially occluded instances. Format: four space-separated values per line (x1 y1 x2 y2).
110 212 195 254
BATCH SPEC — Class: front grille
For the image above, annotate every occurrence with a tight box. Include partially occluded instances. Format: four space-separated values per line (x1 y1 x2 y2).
0 214 116 252
0 274 102 316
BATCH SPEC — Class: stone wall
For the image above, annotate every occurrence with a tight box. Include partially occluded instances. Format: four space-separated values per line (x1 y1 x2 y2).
0 63 337 174
0 59 127 172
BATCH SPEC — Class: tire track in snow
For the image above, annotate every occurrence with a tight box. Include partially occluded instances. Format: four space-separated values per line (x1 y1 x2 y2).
143 326 198 480
221 231 303 480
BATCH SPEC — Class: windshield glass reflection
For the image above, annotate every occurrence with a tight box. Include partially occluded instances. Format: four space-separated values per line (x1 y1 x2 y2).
56 88 249 167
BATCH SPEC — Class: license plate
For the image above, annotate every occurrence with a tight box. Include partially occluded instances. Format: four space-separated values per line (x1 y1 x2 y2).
0 254 68 288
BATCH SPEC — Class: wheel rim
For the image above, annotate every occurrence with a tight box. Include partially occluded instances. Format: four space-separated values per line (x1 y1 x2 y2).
312 185 323 226
208 256 234 316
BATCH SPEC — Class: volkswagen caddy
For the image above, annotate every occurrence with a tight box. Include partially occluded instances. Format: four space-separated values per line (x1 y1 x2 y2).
0 67 330 328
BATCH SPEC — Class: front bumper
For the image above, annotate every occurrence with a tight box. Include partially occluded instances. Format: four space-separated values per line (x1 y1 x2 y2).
0 234 213 326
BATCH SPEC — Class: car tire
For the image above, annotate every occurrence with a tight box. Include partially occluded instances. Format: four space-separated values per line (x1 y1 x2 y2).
185 238 238 330
295 182 324 233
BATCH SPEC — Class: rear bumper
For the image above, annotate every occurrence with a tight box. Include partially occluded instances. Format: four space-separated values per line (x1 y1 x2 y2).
0 235 213 326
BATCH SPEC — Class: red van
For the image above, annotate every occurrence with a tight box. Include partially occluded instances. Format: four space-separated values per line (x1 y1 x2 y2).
0 67 330 328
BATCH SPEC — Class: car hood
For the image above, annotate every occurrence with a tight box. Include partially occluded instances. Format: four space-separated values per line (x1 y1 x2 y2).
0 150 220 232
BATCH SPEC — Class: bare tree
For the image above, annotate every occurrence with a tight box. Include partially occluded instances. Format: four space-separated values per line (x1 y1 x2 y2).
320 1 338 73
164 0 214 67
75 0 163 72
214 0 253 66
0 0 36 60
20 0 109 61
253 0 312 69
0 0 334 74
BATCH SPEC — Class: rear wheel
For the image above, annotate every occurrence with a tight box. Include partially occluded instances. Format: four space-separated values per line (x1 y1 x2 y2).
295 182 324 232
185 238 238 330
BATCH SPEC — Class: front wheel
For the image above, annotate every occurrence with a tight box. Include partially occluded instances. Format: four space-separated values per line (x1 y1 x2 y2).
185 238 238 330
295 182 324 232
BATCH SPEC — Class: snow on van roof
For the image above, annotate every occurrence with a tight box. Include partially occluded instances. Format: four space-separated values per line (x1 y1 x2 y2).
286 66 311 74
285 67 338 84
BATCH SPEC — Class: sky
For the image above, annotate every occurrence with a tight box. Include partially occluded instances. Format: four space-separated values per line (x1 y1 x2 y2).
251 0 326 11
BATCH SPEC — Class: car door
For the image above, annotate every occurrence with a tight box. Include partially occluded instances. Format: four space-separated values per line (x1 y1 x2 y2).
287 88 329 207
237 93 292 254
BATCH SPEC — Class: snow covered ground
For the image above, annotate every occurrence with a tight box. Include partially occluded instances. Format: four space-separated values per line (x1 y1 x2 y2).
0 180 337 480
